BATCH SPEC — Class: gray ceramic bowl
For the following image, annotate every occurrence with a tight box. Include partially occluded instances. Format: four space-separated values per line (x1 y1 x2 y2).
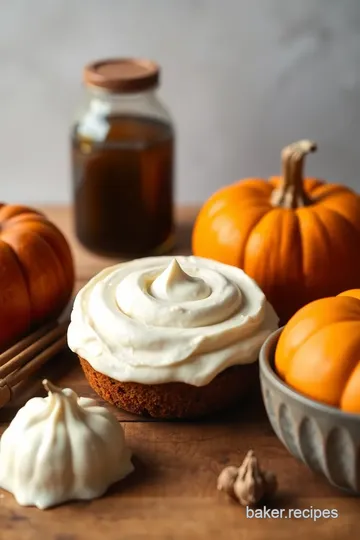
259 327 360 494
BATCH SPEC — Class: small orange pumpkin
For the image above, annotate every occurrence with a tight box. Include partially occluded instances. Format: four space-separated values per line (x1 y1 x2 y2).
275 289 360 413
192 140 360 322
0 204 75 350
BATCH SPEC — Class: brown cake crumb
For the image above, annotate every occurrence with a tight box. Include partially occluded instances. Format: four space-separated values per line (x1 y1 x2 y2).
79 357 258 419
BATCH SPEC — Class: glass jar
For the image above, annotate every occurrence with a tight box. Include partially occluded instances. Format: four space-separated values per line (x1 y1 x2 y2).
71 58 175 257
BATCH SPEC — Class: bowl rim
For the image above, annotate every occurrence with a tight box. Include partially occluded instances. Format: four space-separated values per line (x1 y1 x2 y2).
259 326 360 422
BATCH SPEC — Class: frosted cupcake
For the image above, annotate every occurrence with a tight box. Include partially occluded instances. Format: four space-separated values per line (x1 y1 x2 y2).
67 256 278 418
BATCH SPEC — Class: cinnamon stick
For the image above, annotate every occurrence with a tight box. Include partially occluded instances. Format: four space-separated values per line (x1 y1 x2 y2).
0 320 69 409
0 321 69 379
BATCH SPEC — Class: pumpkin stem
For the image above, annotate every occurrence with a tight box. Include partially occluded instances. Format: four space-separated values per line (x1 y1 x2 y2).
271 140 317 209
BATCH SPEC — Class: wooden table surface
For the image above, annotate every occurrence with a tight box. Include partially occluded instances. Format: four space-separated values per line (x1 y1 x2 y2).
0 206 358 540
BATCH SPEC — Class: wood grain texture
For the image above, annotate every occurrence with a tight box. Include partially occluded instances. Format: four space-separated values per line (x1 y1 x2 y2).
0 206 357 540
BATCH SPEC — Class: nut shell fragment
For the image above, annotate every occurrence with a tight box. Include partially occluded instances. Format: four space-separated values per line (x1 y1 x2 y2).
217 450 277 506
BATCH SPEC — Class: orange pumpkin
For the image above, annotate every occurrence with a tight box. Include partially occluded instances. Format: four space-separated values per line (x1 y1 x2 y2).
0 204 75 350
275 289 360 413
192 140 360 322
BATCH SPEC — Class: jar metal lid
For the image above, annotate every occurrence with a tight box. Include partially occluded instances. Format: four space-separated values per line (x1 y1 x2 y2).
83 58 160 93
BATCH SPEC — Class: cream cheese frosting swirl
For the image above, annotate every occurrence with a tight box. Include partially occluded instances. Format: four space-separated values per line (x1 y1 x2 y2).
67 256 279 386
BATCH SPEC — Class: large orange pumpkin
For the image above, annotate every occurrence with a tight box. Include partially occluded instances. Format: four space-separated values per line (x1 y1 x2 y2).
0 204 75 350
192 140 360 322
275 289 360 413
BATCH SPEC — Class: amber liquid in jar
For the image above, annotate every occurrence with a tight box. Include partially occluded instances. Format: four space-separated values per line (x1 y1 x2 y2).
72 115 174 257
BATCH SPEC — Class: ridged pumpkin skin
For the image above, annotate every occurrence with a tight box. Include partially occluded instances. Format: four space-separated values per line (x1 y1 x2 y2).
275 289 360 413
192 141 360 322
0 204 75 350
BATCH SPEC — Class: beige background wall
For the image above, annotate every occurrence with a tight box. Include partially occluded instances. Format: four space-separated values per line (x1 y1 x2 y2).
1 0 360 204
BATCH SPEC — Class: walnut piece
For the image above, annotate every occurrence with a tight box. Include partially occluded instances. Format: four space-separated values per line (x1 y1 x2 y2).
217 465 239 496
217 450 277 506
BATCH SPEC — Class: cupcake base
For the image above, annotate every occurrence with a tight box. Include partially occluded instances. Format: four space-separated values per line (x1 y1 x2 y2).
79 356 258 419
